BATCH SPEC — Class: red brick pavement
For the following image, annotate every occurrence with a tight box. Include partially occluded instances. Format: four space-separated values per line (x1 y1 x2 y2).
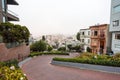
21 55 120 80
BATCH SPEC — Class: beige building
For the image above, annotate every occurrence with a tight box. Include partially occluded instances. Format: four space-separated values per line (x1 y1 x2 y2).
79 28 91 52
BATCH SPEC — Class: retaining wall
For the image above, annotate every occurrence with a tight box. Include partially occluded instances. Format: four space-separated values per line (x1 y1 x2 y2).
0 43 30 61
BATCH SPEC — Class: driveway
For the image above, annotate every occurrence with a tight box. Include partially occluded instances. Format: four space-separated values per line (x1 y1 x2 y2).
21 55 120 80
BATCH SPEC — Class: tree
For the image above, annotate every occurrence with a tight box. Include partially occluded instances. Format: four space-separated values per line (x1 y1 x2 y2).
73 45 81 52
67 44 82 52
58 47 66 51
67 44 72 51
76 32 80 41
30 40 47 52
47 45 53 51
0 22 30 44
87 47 92 52
42 35 46 41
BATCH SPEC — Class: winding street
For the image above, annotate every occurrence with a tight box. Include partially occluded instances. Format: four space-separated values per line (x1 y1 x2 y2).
21 55 120 80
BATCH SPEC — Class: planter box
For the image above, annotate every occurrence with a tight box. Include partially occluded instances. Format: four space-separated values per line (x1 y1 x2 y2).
51 60 120 74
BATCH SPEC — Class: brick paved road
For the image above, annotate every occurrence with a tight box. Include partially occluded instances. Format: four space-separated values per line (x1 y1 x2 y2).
21 55 120 80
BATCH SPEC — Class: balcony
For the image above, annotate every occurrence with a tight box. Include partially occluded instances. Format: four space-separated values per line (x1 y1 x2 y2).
91 34 105 39
91 35 99 39
7 0 19 5
99 34 105 40
7 9 19 21
2 9 19 21
91 43 97 47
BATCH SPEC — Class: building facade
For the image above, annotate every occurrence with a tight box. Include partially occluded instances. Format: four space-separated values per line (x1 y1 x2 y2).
79 29 91 52
109 0 120 54
90 24 111 54
0 0 19 23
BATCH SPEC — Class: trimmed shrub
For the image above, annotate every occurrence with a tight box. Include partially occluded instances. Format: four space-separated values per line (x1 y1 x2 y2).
29 51 69 57
53 53 120 67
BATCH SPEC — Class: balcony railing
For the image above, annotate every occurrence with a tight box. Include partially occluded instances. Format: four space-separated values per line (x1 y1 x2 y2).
91 35 99 39
99 34 105 39
91 34 105 39
2 8 18 17
7 9 18 17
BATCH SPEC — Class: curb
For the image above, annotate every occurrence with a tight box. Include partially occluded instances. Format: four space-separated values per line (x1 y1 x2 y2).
51 60 120 74
18 57 32 68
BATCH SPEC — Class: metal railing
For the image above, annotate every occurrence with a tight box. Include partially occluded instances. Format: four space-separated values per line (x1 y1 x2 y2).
7 9 18 17
2 8 18 17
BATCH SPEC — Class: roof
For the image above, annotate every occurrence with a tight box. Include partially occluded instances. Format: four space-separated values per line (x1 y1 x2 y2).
89 24 109 28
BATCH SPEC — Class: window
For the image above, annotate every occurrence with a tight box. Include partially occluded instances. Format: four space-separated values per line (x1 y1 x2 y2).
114 5 120 13
82 39 84 43
115 34 120 40
94 31 98 36
113 20 119 27
88 39 90 43
115 44 120 48
100 30 105 37
88 31 90 35
82 32 84 35
80 39 81 42
91 30 94 36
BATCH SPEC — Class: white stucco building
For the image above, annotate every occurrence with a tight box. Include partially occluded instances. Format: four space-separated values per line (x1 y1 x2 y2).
79 29 91 52
109 0 120 53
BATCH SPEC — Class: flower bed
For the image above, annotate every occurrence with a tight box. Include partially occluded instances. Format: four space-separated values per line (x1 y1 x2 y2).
53 53 120 67
0 60 27 80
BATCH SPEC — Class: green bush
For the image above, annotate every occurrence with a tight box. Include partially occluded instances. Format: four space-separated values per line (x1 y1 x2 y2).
86 47 92 52
112 53 120 60
0 60 27 80
0 66 27 80
58 47 66 51
2 59 19 68
30 40 47 52
29 51 69 57
47 45 53 51
53 53 120 67
0 22 30 44
76 52 95 59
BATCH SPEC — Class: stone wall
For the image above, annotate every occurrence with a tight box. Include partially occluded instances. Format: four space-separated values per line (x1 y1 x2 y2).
0 43 30 61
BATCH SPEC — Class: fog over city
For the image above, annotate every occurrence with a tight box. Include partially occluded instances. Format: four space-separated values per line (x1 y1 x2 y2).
9 0 111 37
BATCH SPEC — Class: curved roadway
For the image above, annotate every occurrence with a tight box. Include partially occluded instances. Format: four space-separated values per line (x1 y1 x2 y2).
21 55 120 80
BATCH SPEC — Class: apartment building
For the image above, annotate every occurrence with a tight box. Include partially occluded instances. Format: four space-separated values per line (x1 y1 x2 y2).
90 24 111 54
109 0 120 54
0 0 19 23
79 29 91 52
